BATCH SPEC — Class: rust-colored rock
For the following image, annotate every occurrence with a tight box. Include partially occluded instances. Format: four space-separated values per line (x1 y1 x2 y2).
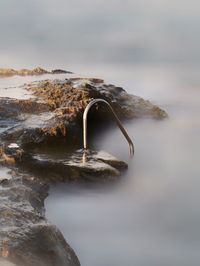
0 67 71 77
0 77 167 149
0 71 168 266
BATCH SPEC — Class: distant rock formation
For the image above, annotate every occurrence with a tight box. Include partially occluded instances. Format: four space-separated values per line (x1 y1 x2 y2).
0 67 72 77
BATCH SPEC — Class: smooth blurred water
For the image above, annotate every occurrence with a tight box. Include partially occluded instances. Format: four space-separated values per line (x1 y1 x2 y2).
45 64 200 266
1 0 200 265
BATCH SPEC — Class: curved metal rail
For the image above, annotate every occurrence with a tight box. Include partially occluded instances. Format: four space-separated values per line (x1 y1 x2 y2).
83 99 134 157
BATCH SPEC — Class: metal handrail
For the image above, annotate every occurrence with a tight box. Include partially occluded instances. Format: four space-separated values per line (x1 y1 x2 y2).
83 99 134 157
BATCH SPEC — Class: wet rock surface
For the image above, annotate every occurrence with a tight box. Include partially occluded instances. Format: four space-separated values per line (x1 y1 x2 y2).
0 148 127 266
0 169 80 266
24 149 128 182
0 72 167 265
0 258 18 266
0 77 167 149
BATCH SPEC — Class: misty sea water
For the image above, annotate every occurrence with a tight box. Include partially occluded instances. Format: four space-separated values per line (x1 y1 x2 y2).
1 0 200 264
45 64 200 266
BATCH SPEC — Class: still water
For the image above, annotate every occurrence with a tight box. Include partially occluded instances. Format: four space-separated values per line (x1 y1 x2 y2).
45 64 200 266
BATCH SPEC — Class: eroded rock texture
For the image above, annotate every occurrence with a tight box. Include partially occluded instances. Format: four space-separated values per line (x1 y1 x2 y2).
0 74 167 266
0 169 80 266
0 77 167 149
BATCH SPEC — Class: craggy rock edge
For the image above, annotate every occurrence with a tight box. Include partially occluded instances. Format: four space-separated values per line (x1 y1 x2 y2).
0 75 168 265
0 168 80 266
0 77 168 149
0 149 128 266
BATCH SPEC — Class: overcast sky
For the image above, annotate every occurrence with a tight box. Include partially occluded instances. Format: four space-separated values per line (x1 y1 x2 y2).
0 0 199 68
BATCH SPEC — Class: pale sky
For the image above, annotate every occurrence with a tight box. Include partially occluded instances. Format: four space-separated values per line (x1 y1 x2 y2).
0 0 199 67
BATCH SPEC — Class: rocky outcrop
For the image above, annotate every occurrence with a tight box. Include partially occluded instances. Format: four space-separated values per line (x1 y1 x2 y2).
0 147 128 181
0 148 127 266
0 73 168 266
0 77 167 149
0 168 80 266
0 67 72 77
